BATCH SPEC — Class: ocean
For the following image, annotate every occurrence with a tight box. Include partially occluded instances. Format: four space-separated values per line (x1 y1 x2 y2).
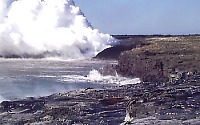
0 58 140 101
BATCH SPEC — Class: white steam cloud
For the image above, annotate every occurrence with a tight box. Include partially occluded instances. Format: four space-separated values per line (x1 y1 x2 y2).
0 0 116 59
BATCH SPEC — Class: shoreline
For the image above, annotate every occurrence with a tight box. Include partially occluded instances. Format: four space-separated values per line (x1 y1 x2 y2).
1 75 200 124
1 34 200 124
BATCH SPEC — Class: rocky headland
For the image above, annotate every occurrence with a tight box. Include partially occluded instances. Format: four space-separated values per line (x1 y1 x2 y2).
1 35 200 124
98 35 200 82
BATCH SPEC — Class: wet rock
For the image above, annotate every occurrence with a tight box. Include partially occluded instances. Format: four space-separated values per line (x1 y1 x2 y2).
100 98 124 106
0 76 200 124
99 64 118 76
0 98 45 113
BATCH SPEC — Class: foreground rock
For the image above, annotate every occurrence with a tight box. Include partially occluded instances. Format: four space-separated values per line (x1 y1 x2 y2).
0 74 200 124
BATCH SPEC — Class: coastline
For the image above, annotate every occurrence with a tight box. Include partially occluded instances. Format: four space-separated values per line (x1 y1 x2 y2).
1 35 200 124
1 76 200 124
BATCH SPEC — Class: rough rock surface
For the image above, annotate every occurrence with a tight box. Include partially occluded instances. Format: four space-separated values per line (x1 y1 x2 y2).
0 74 200 124
117 35 200 82
95 35 151 60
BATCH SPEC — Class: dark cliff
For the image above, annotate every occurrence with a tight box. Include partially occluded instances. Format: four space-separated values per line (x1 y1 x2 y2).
116 35 200 82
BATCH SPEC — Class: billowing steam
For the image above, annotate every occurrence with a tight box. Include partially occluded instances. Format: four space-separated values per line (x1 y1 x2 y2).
0 95 5 103
0 0 116 59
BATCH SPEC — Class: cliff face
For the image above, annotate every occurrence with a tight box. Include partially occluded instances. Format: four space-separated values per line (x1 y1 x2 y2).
117 51 168 82
117 35 200 82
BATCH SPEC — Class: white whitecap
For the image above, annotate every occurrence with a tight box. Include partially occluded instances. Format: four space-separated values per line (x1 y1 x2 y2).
59 69 141 85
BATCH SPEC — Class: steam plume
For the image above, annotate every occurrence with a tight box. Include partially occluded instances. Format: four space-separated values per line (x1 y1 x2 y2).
0 0 116 59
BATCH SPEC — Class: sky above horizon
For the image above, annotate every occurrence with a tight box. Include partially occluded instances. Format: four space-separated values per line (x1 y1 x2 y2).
74 0 200 35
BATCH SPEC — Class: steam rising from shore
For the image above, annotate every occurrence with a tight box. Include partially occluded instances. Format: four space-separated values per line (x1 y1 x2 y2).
0 95 5 103
0 0 116 59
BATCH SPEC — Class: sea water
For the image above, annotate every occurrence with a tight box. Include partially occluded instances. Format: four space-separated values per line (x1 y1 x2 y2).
0 58 140 102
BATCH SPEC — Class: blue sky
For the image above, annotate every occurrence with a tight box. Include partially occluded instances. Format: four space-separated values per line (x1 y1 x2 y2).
74 0 200 35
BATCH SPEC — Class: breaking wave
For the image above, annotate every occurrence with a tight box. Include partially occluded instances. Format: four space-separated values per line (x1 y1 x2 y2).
45 69 141 85
0 0 116 59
